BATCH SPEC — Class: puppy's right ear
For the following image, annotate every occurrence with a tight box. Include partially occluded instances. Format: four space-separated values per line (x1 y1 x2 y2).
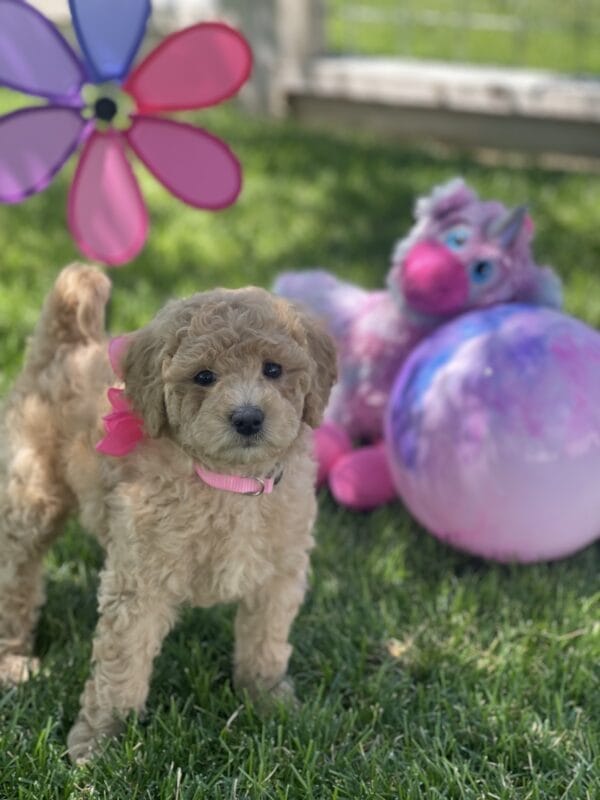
298 310 338 429
120 323 169 438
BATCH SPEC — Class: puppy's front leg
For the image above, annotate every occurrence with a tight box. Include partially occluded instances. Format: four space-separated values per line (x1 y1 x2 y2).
234 561 308 708
67 564 177 763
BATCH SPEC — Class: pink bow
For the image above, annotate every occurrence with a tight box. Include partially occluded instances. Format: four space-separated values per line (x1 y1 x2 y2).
96 387 144 457
96 336 144 456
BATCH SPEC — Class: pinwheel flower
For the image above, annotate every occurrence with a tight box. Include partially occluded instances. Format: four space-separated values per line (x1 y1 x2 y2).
0 0 252 265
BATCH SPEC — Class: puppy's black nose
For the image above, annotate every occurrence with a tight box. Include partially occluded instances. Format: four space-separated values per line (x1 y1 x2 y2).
231 405 264 437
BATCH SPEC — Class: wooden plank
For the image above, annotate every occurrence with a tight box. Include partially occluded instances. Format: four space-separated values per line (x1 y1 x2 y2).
288 94 600 160
285 57 600 124
223 0 324 114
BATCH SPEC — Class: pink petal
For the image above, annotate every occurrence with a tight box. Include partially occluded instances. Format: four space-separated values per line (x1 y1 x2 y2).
68 132 148 266
124 22 252 114
108 336 129 378
126 116 241 209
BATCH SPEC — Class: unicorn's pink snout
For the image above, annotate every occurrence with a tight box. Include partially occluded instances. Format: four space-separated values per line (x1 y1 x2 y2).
398 241 469 315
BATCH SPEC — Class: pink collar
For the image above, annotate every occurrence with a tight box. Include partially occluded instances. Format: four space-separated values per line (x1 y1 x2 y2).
194 464 282 496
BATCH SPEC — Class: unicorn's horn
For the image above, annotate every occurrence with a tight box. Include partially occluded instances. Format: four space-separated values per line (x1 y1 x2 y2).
486 205 528 248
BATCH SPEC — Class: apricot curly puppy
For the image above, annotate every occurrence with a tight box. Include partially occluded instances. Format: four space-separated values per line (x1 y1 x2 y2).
0 264 336 763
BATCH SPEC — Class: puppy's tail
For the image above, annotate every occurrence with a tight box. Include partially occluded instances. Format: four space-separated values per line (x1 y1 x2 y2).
22 264 111 381
26 264 111 367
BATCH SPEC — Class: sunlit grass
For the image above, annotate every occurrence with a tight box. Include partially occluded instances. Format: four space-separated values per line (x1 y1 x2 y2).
0 90 598 797
326 0 600 73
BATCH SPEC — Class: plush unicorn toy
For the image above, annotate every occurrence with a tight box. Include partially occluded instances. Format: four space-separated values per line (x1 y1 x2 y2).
275 178 563 510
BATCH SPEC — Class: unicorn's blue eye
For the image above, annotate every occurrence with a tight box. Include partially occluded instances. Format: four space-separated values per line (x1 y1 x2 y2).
470 260 496 284
442 225 470 251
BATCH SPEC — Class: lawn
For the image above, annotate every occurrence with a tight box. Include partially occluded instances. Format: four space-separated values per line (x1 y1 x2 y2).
0 91 599 798
326 0 600 74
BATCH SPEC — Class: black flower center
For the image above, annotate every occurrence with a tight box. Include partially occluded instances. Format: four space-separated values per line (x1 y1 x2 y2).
94 97 118 122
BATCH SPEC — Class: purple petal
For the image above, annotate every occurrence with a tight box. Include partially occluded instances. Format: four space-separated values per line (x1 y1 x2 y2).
69 0 150 82
0 106 89 203
0 0 84 102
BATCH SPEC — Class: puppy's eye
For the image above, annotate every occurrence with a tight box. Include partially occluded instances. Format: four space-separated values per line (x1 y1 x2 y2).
263 362 282 379
193 370 217 387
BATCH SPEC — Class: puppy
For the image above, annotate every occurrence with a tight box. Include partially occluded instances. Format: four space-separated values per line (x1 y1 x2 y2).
0 264 336 762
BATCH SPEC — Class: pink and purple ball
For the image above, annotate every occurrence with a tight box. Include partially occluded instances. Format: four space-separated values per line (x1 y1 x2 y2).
386 304 600 562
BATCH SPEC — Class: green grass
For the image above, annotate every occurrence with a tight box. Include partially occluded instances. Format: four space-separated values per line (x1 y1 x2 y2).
0 92 599 797
326 0 600 74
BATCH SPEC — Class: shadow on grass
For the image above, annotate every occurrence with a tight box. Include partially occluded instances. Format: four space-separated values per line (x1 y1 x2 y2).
308 491 600 661
3 493 597 795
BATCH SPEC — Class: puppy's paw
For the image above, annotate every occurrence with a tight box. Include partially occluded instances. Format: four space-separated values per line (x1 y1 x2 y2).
237 675 300 714
264 677 299 711
0 654 40 686
67 717 115 765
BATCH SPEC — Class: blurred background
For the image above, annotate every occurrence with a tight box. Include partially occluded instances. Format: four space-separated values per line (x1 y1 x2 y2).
325 0 600 71
13 0 597 337
1 0 592 333
35 0 600 161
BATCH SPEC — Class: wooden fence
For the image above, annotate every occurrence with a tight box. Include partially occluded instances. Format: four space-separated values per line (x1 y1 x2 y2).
225 0 600 161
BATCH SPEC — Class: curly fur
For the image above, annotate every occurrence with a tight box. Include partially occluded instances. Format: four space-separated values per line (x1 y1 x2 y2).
0 264 337 763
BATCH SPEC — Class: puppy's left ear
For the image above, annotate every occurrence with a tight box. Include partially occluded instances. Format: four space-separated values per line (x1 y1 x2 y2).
298 310 338 428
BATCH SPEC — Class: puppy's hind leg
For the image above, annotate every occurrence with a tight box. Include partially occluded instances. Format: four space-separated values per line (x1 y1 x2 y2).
0 264 110 685
0 416 74 685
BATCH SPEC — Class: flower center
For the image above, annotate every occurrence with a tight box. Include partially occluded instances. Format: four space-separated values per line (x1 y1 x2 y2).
94 97 118 123
81 82 135 132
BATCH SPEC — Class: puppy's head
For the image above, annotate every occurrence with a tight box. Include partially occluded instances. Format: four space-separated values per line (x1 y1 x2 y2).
119 287 337 470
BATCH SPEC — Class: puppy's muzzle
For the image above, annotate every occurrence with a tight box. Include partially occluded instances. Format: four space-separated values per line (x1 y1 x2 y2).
230 405 264 437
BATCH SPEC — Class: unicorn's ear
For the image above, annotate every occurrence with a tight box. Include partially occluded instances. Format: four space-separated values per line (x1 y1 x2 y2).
415 177 478 222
